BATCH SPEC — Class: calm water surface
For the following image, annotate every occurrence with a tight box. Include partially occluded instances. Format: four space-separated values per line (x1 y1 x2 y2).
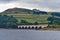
0 29 60 40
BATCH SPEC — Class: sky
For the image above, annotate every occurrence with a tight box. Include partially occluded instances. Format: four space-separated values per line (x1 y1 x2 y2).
0 0 60 12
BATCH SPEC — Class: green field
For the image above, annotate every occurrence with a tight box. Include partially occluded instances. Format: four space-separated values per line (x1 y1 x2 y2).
5 14 51 24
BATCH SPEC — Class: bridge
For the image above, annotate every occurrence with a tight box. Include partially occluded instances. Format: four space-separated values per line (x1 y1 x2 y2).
18 24 48 29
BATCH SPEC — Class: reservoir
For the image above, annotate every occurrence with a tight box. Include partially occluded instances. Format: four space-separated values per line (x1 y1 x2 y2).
0 29 60 40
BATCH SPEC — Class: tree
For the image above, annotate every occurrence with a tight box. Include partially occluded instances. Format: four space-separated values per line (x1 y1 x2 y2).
34 22 39 25
47 13 60 28
0 14 18 28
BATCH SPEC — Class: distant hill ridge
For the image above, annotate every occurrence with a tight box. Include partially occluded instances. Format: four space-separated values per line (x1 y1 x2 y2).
1 8 47 14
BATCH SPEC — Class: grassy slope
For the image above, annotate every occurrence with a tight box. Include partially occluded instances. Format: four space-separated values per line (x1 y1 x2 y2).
6 13 51 24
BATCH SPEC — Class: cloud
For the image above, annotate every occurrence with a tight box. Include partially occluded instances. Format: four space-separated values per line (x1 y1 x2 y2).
14 0 60 12
0 2 18 12
0 0 14 3
0 0 60 12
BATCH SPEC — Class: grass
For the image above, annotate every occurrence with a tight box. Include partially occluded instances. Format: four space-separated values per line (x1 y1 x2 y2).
3 14 51 24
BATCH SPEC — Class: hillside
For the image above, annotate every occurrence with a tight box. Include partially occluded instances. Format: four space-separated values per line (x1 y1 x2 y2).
0 8 58 28
0 8 51 24
1 8 47 14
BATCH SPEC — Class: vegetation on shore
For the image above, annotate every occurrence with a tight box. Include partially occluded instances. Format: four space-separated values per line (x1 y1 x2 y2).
0 14 18 28
47 13 60 28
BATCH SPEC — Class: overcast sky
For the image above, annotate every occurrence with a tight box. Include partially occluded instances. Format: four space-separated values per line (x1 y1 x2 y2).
0 0 60 12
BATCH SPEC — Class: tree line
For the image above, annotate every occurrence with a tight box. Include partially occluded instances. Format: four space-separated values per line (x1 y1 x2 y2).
0 14 18 28
47 13 60 28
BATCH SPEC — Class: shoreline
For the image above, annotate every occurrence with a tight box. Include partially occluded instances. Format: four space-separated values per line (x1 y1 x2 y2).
0 28 60 31
41 28 60 31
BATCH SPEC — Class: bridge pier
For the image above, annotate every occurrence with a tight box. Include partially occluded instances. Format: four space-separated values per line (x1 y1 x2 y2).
28 26 31 29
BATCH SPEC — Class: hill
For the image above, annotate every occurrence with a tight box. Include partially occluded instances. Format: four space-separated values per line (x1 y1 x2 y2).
1 8 47 15
0 8 51 24
0 8 60 27
1 8 59 25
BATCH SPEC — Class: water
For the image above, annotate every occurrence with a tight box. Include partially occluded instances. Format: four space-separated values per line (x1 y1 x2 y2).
0 29 60 40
